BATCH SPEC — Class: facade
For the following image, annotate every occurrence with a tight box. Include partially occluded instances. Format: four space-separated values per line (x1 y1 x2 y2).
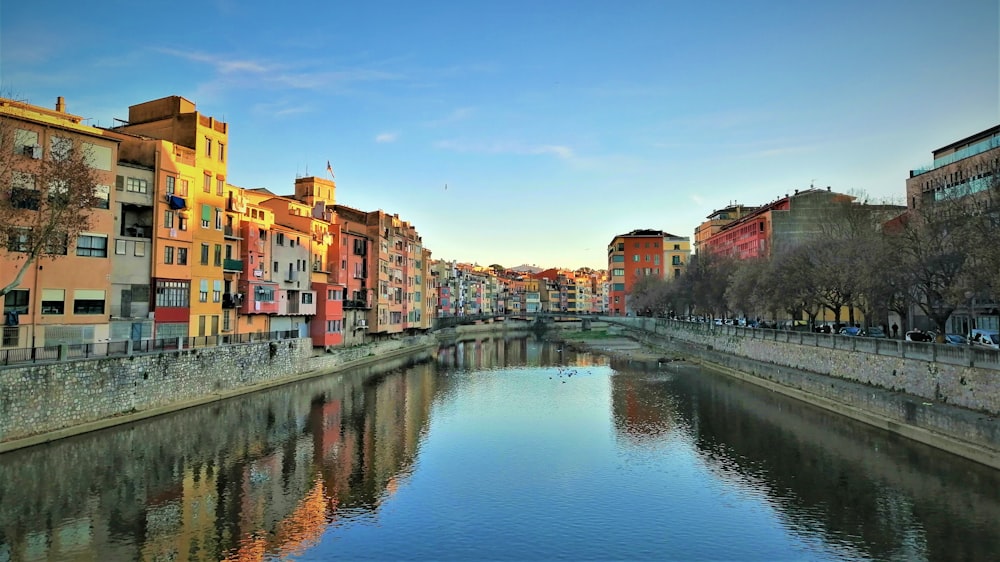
110 162 155 341
606 230 691 316
906 125 1000 334
115 96 230 340
1 96 122 348
906 124 1000 210
693 204 758 254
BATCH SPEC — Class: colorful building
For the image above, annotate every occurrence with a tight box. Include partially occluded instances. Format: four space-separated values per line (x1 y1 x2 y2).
606 229 691 316
1 96 122 347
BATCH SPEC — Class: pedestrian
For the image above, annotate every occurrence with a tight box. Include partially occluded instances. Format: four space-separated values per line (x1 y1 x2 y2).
892 323 898 338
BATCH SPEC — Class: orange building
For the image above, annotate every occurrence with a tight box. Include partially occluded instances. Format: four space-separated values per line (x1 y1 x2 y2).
1 96 122 347
606 229 690 316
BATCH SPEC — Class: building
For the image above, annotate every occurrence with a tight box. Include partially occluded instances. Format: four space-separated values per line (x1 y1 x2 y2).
906 124 1000 210
606 229 691 316
115 96 230 340
694 204 758 254
1 96 123 348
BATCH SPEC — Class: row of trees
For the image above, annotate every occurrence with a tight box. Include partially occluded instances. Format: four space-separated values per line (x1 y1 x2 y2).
629 164 1000 334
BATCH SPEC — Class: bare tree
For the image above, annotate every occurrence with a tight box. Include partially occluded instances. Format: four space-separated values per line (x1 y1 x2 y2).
0 118 102 297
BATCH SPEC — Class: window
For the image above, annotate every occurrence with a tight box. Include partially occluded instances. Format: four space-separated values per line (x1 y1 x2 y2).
255 286 274 302
76 234 108 257
216 178 224 196
214 244 222 266
134 241 146 257
199 279 209 303
164 210 175 229
155 280 189 307
200 243 209 265
50 136 72 160
179 178 189 196
179 216 188 231
654 255 660 265
674 244 680 250
201 204 211 228
611 255 624 263
326 319 342 333
14 129 39 156
612 268 624 276
4 290 29 314
115 239 127 255
218 143 225 163
41 289 65 315
213 280 221 303
215 208 223 230
94 185 110 209
203 174 211 193
3 327 18 347
126 177 148 193
223 310 231 331
632 255 639 262
205 137 212 157
164 246 174 264
672 256 681 265
302 293 313 304
44 233 68 255
11 172 39 210
613 283 625 291
178 247 188 265
6 227 31 253
166 176 176 194
276 233 285 246
83 143 112 170
674 269 681 278
73 290 106 315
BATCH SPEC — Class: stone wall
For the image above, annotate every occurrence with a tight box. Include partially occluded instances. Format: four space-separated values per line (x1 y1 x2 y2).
0 325 517 451
0 338 313 445
615 317 1000 415
609 317 1000 468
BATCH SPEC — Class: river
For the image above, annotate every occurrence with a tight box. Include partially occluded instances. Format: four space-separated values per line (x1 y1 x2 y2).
1 336 999 561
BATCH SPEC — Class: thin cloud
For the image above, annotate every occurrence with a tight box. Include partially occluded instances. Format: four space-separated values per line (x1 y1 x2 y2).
375 132 399 143
424 107 475 127
434 139 574 159
155 48 402 92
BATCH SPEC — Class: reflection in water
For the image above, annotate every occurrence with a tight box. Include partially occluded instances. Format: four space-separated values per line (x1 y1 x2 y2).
1 337 999 561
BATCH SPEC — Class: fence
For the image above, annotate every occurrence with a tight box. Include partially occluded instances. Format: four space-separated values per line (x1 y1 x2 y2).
608 317 1000 371
0 330 300 367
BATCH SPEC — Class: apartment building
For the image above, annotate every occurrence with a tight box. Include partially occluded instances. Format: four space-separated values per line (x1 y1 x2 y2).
111 161 155 341
693 204 758 254
115 96 229 339
606 230 691 316
1 96 122 347
906 124 1000 210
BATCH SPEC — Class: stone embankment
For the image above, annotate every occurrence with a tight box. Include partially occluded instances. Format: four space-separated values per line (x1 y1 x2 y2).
572 319 1000 470
0 321 535 453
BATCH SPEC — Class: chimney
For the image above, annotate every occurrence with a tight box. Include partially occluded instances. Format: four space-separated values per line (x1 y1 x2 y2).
55 96 66 113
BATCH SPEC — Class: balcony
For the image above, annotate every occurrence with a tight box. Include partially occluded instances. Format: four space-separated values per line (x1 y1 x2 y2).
223 258 244 272
222 293 244 309
344 299 371 310
224 225 242 239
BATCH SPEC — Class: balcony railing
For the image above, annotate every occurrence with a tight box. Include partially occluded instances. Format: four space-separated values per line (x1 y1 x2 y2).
223 258 244 272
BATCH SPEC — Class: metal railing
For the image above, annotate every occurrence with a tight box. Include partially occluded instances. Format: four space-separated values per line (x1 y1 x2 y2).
606 317 1000 371
0 330 300 368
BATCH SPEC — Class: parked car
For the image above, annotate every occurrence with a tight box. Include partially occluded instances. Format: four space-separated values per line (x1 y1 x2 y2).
943 334 967 346
866 326 887 338
905 330 933 342
840 326 864 336
969 329 1000 349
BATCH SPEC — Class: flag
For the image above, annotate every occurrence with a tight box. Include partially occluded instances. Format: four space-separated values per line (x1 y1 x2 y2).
326 160 334 178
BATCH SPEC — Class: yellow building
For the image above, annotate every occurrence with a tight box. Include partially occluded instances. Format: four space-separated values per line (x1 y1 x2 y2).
116 96 229 338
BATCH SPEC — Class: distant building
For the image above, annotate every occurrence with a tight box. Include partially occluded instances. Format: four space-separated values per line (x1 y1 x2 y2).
906 124 1000 210
606 230 691 316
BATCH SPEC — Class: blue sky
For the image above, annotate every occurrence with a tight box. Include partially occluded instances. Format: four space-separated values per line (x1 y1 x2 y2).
2 1 998 270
